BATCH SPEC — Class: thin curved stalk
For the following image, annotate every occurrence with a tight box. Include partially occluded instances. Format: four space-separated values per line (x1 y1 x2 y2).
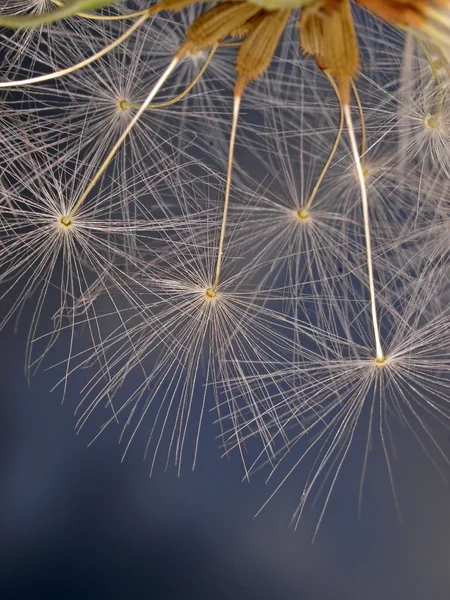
0 12 149 88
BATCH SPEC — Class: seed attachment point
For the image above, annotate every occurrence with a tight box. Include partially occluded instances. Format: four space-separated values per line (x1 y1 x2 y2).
296 209 310 221
60 215 72 228
374 355 389 367
118 98 130 111
424 113 440 130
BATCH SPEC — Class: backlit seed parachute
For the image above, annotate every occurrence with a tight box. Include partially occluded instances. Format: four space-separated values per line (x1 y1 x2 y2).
0 139 189 376
67 182 312 472
222 257 450 537
0 1 119 79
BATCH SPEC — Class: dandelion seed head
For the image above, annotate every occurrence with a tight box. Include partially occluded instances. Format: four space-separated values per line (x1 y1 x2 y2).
424 112 440 130
295 208 310 221
204 286 218 300
58 215 73 229
374 354 389 367
348 160 382 189
357 162 371 180
117 98 131 113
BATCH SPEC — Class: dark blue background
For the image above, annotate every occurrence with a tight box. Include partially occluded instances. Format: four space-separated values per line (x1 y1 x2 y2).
1 292 450 600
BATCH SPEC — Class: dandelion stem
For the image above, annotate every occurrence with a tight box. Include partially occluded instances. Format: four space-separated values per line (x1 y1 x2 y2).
0 0 118 28
211 81 242 291
129 44 218 110
302 71 343 213
66 51 184 220
0 12 149 89
51 0 147 20
343 103 384 361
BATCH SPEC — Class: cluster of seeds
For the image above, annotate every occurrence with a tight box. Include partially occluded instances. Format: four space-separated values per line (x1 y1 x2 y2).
1 0 450 533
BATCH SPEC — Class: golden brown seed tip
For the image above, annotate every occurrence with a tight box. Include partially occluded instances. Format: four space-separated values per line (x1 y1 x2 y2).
228 11 264 38
234 75 247 96
299 9 325 63
187 2 261 49
299 0 359 83
236 9 291 83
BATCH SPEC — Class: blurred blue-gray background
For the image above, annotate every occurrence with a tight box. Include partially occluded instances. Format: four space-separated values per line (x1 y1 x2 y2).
1 290 450 600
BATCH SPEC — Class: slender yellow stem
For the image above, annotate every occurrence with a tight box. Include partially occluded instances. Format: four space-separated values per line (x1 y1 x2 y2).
211 86 242 291
302 71 343 214
0 0 116 27
64 52 183 221
0 12 149 89
343 103 383 361
51 0 148 20
128 44 218 110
